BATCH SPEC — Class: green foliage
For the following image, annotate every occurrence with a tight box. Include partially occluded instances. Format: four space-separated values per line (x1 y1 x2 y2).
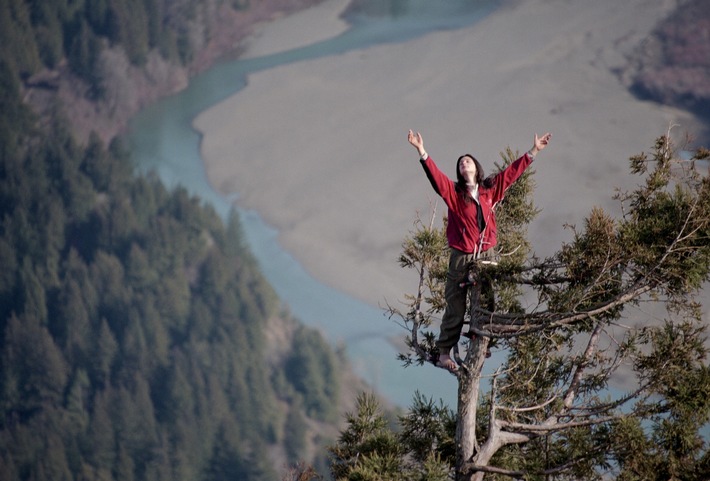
29 0 65 68
0 0 259 101
329 392 453 481
608 321 710 480
398 213 449 316
329 392 406 480
285 326 341 422
393 215 449 366
0 68 345 481
398 392 457 464
67 18 104 98
284 398 309 463
106 0 150 65
390 134 710 479
490 148 538 315
0 0 41 76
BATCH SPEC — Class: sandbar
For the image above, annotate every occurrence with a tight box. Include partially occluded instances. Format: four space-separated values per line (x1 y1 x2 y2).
194 0 703 309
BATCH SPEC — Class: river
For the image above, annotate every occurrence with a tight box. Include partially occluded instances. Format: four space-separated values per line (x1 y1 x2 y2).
127 0 501 407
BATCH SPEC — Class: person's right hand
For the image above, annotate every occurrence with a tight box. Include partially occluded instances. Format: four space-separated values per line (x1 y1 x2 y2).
408 130 426 157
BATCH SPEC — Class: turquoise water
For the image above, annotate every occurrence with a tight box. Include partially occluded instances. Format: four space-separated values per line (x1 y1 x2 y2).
128 0 500 407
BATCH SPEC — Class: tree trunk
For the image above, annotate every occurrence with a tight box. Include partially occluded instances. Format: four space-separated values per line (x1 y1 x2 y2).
455 337 489 481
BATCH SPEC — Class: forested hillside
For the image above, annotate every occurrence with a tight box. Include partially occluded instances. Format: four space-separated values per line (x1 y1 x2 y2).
0 1 349 480
0 67 345 481
4 0 325 143
622 0 710 126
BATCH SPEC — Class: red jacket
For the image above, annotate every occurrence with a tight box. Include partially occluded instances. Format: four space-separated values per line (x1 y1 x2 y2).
421 152 534 255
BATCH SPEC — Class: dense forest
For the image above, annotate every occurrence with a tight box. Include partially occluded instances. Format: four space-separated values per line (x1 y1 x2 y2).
0 1 347 480
4 0 168 87
1 0 238 95
4 0 325 143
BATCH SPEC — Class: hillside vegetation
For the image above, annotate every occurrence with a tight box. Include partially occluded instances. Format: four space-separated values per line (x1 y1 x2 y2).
0 1 352 480
4 0 325 143
0 65 347 480
622 0 710 125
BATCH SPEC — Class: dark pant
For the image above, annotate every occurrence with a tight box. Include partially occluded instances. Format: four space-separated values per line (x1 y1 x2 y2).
436 248 494 352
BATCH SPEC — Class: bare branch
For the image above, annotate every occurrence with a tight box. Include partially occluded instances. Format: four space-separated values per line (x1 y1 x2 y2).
496 393 559 413
498 414 619 434
465 446 609 478
468 283 654 337
562 320 604 410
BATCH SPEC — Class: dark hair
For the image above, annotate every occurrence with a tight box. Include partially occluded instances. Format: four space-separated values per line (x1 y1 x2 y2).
455 155 493 198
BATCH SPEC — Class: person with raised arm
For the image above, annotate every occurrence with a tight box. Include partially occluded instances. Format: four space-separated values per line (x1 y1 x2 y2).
407 129 551 372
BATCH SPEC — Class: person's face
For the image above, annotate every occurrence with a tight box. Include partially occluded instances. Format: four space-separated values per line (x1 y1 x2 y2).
459 156 477 179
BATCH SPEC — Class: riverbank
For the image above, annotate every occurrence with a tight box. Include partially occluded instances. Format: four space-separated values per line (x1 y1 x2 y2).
194 0 705 309
22 0 330 145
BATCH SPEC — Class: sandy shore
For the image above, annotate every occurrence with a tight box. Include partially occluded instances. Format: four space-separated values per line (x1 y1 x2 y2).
194 0 703 308
238 0 350 59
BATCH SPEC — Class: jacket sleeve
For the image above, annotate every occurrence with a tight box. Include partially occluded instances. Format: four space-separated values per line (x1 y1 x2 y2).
420 156 456 203
489 152 534 204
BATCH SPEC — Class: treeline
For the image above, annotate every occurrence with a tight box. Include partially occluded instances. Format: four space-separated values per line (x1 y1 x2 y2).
0 52 341 481
0 0 249 98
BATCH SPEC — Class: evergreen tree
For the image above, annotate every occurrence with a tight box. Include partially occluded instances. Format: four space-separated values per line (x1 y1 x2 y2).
0 0 41 76
105 0 150 65
381 135 710 480
0 3 373 480
0 74 345 481
330 392 397 479
285 327 340 422
284 397 309 463
28 0 65 68
67 18 104 98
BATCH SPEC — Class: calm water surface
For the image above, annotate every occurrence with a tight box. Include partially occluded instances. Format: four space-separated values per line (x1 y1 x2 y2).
128 0 500 407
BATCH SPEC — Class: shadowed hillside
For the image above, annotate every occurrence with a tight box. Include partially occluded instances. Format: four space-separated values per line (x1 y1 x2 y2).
622 0 710 127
